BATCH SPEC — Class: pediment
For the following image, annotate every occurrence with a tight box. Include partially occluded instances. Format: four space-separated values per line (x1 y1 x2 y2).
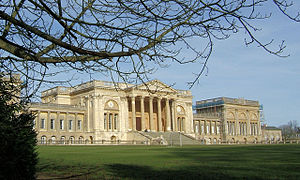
135 80 177 93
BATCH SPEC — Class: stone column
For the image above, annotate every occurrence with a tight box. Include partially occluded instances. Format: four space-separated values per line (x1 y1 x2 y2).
204 120 207 134
36 110 40 130
99 96 104 131
257 110 261 135
66 112 69 132
171 100 176 131
235 109 239 136
85 96 90 132
47 111 50 131
166 98 171 131
246 111 250 135
92 95 97 131
209 121 212 135
141 96 145 131
131 96 136 131
157 97 162 132
56 111 60 131
149 97 154 131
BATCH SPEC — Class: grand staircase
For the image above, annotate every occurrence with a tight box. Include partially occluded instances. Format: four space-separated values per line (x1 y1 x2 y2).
138 131 200 145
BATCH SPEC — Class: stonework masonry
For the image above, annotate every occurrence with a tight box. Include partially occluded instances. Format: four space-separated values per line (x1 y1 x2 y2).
30 80 194 144
30 80 281 145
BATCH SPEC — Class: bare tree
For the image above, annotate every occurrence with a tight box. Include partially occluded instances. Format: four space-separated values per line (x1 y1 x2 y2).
0 0 299 96
280 120 299 140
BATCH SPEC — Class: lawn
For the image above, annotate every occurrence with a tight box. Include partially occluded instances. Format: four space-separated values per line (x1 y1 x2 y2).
37 144 300 179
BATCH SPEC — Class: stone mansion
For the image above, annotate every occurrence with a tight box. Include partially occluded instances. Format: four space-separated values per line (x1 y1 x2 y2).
30 79 281 145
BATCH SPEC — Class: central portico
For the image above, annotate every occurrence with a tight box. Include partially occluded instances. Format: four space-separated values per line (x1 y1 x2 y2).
126 80 193 133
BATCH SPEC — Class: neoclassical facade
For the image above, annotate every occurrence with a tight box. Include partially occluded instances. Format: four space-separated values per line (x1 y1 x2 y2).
193 97 262 144
30 80 193 144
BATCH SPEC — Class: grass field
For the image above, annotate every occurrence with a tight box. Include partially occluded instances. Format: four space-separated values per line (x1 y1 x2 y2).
37 144 300 179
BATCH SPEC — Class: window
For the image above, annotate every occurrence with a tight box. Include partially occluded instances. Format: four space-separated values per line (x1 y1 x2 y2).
33 119 36 128
108 114 112 129
41 136 47 144
78 120 82 130
79 136 84 144
104 113 107 130
217 125 220 134
70 136 75 144
195 122 199 133
51 136 56 144
177 118 180 131
211 125 215 134
61 136 65 144
69 120 73 130
40 119 45 129
201 124 204 134
206 124 210 134
60 119 64 130
181 118 185 131
114 114 118 130
50 119 55 129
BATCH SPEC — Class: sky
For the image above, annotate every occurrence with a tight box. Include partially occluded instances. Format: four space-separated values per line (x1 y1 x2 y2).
38 2 300 127
151 4 300 127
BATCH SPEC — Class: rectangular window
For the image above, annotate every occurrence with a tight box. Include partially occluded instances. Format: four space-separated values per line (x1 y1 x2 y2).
104 113 107 130
109 114 112 129
33 119 36 128
217 125 220 134
201 124 204 134
206 125 210 134
114 114 118 130
211 125 215 134
40 119 45 129
60 120 64 130
69 120 73 130
50 119 55 129
195 122 199 133
78 120 82 130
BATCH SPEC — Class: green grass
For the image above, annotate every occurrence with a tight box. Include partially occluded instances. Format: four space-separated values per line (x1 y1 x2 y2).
37 144 300 179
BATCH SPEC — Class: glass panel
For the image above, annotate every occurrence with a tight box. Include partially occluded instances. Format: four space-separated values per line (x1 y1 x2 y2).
104 113 107 130
69 120 73 130
114 114 118 130
60 120 64 130
109 114 112 129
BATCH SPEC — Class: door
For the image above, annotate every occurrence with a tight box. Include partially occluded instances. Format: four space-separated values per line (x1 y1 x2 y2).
136 117 141 131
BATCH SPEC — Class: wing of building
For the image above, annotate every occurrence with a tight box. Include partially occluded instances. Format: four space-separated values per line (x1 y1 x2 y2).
193 97 262 144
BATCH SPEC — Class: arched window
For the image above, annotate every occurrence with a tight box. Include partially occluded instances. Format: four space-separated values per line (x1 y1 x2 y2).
60 136 65 144
51 136 56 144
104 100 119 131
70 136 75 144
78 136 84 144
41 136 47 144
176 106 186 132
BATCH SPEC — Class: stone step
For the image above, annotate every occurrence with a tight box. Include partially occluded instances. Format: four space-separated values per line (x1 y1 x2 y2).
140 131 200 145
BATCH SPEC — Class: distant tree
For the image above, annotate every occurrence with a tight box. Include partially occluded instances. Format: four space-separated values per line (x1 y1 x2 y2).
279 120 299 140
0 74 37 180
0 0 299 93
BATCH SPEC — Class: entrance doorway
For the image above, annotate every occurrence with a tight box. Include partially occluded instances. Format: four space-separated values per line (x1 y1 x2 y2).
136 117 141 131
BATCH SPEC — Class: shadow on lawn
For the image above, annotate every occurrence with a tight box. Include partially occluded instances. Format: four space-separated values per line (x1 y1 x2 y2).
105 163 259 180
